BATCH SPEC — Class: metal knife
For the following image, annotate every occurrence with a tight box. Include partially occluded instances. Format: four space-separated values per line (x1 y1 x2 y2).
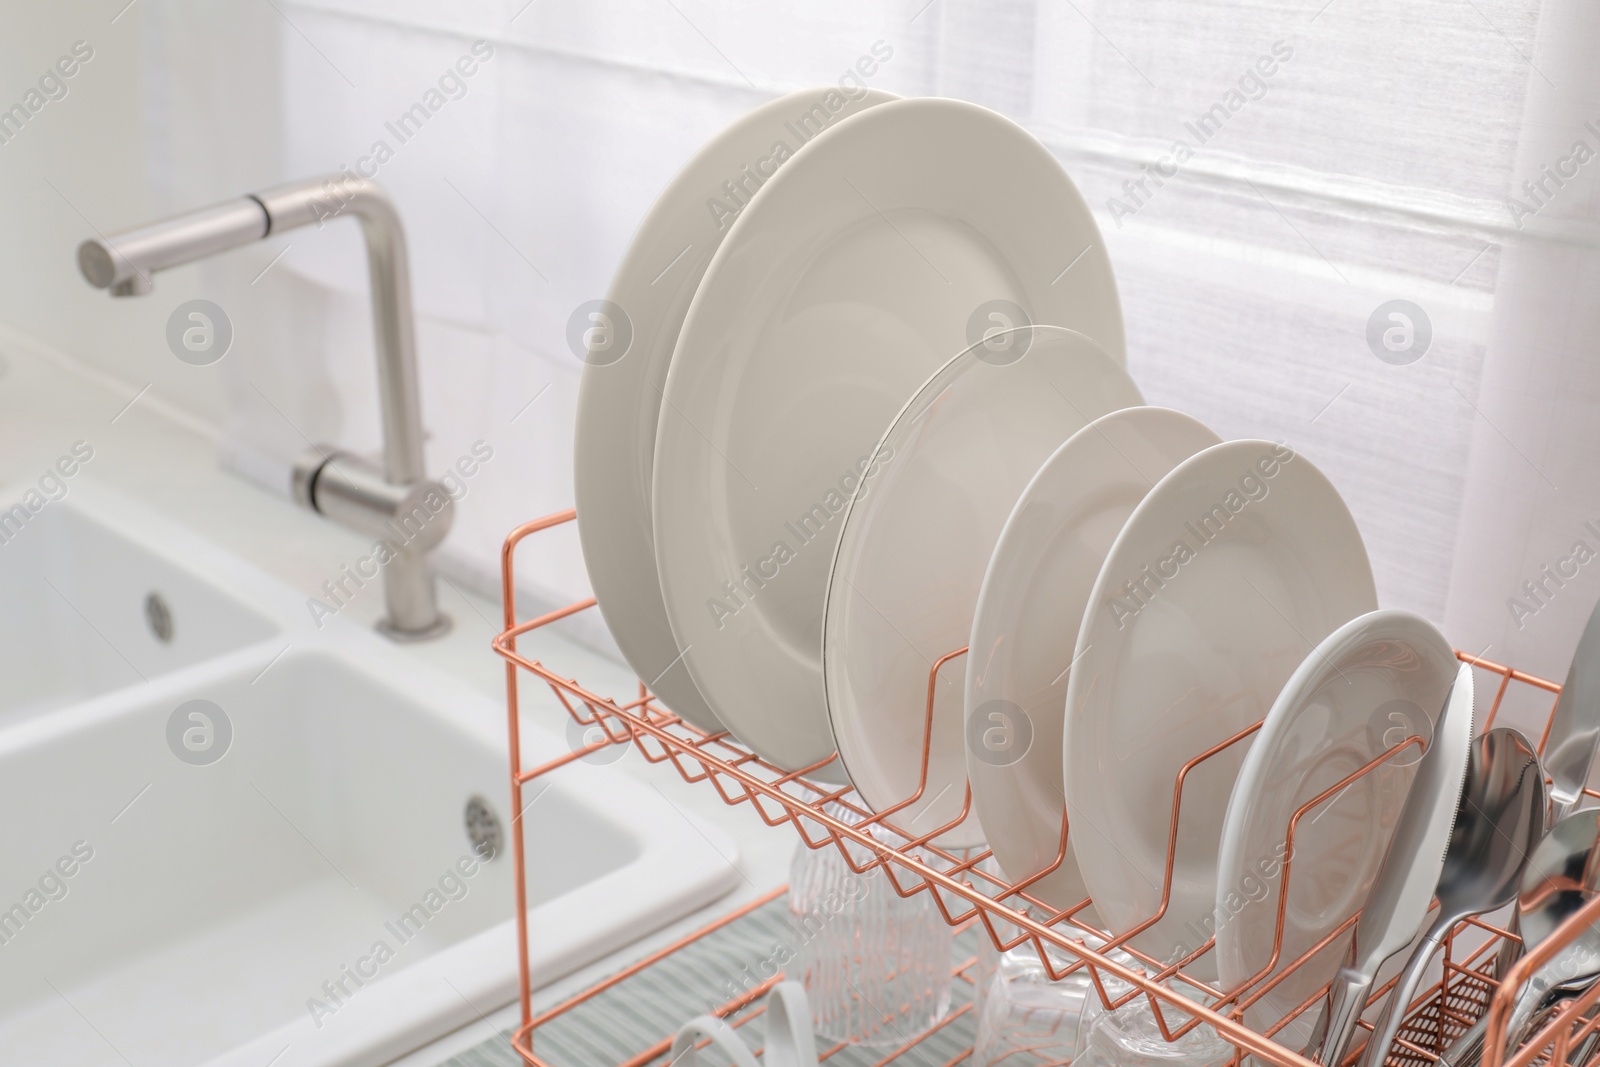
1308 662 1476 1067
1543 594 1600 821
1494 594 1600 983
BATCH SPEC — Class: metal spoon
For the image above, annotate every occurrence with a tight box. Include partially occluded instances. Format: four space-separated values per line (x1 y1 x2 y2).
1495 594 1600 979
1439 808 1600 1067
1358 727 1548 1067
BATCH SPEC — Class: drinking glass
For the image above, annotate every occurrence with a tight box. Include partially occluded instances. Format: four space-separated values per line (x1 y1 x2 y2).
787 807 953 1046
974 941 1096 1067
1074 982 1234 1067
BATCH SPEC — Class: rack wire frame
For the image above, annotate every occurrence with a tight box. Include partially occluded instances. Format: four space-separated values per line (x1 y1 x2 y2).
493 508 1600 1067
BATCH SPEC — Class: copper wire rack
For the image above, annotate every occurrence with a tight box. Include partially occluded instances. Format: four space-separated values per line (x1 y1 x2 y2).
493 509 1600 1067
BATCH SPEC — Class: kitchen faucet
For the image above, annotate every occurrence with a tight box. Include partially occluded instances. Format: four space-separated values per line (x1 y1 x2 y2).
76 173 453 640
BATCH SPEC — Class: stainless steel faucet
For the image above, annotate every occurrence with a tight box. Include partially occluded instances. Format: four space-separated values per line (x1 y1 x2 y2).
77 173 453 640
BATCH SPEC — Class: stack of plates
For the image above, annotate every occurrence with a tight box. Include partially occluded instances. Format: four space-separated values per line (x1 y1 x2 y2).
576 89 1445 1024
577 91 1123 773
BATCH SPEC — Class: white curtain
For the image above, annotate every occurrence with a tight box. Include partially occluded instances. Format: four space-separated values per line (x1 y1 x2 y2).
140 0 1600 680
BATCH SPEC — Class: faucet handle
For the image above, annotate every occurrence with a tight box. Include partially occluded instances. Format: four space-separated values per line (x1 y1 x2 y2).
292 447 455 641
292 448 455 554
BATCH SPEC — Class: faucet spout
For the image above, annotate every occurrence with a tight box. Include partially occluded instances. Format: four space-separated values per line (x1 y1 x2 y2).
77 174 451 641
78 196 267 296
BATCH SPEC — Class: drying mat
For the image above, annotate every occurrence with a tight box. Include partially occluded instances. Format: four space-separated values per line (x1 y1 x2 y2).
440 893 982 1067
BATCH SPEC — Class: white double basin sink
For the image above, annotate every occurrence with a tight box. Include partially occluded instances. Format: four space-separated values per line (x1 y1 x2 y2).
0 484 739 1067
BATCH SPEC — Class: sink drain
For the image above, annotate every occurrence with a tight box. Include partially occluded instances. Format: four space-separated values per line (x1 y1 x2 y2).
145 592 174 643
464 796 502 861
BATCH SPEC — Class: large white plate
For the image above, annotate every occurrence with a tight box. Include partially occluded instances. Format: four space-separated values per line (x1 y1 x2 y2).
824 327 1139 846
1062 440 1377 975
574 87 896 731
654 97 1124 770
965 407 1220 908
1214 608 1456 1047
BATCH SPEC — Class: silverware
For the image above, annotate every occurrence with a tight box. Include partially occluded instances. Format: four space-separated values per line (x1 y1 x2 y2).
1496 595 1600 980
1457 969 1600 1067
1565 1005 1600 1067
1546 596 1600 822
1359 727 1548 1067
1440 809 1600 1067
1308 663 1477 1067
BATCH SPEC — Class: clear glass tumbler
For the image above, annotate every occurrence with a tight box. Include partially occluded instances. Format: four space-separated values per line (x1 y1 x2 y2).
965 851 1010 1027
787 809 953 1046
1074 982 1234 1067
973 942 1098 1067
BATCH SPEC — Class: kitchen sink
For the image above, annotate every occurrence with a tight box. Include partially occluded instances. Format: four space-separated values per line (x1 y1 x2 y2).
0 491 278 723
0 487 740 1067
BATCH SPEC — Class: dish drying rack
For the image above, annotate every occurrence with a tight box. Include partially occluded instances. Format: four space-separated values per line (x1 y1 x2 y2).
493 509 1600 1067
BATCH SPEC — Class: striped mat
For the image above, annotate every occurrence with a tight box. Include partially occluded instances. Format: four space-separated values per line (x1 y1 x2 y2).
440 895 981 1067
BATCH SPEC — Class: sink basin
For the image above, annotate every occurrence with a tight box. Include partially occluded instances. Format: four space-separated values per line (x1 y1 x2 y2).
0 492 278 723
0 488 740 1066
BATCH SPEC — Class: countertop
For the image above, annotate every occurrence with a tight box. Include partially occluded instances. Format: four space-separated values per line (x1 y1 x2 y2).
0 323 795 1066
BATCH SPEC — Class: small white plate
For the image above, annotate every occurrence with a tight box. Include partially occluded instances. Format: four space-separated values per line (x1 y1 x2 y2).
823 327 1141 846
1214 608 1457 1047
574 87 895 731
1062 440 1377 975
654 97 1124 771
966 407 1220 909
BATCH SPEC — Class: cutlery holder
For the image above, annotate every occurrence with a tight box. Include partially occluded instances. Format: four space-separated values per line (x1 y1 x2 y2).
495 509 1598 1067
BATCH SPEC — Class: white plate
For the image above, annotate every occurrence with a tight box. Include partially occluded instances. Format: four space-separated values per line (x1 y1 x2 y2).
1062 439 1377 975
654 97 1124 771
824 326 1141 846
574 87 896 731
966 407 1220 908
1214 608 1456 1046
